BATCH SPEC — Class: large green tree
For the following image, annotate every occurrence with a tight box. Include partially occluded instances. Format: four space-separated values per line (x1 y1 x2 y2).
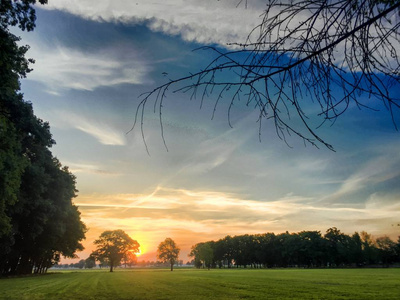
90 230 140 272
0 0 48 237
1 0 87 275
157 238 180 271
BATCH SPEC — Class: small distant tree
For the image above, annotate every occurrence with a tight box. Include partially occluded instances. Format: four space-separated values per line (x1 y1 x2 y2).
157 238 180 271
77 259 85 269
90 230 140 272
85 257 96 269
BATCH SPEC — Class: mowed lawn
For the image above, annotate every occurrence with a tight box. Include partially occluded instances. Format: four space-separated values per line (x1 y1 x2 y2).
0 268 399 299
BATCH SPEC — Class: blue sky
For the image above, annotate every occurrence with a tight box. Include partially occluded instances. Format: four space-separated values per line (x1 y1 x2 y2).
16 1 400 260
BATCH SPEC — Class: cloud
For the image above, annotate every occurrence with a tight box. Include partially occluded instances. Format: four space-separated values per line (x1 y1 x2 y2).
73 176 400 260
178 132 245 174
64 162 121 176
54 111 127 146
321 144 400 205
26 44 151 93
44 0 265 46
76 186 399 235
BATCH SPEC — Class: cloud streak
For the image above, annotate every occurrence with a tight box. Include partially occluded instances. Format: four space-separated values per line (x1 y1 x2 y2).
53 111 127 146
26 44 151 93
44 0 265 46
321 144 400 205
75 185 400 260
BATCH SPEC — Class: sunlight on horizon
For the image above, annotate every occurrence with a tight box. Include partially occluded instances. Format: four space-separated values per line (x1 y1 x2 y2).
65 185 400 264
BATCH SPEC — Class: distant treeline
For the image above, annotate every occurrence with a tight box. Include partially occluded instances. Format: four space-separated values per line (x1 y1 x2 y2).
189 228 400 269
53 259 187 270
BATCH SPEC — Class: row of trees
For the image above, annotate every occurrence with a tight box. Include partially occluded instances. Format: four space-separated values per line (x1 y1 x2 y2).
0 1 87 275
53 257 96 270
190 228 400 269
64 228 399 273
54 258 188 270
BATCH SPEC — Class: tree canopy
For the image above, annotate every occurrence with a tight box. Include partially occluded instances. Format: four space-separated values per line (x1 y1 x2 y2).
189 242 214 270
1 0 48 31
90 230 140 272
189 228 400 269
157 238 180 271
135 0 400 151
1 0 87 276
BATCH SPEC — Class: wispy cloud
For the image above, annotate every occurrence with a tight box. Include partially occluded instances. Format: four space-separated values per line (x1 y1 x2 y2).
65 162 121 176
321 144 400 205
54 111 127 146
26 43 151 93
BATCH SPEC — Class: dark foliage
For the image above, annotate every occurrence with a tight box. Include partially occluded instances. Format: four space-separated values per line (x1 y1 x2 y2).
190 228 400 269
90 230 140 272
0 0 86 276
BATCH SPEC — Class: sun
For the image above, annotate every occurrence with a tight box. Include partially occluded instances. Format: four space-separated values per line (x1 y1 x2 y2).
129 245 145 257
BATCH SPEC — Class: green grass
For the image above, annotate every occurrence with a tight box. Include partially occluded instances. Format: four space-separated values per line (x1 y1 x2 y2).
0 268 399 299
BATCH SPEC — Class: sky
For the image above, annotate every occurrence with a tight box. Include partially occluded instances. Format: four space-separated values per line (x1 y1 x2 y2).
15 0 400 262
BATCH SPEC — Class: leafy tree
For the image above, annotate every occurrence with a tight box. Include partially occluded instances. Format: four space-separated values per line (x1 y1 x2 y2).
77 259 85 269
190 229 398 269
136 0 400 151
376 236 398 266
85 257 96 269
1 0 48 31
0 13 33 237
189 242 214 270
297 231 326 267
324 227 351 266
360 231 379 264
1 0 86 276
157 238 180 271
90 230 140 272
0 153 87 275
0 77 87 275
213 238 228 268
255 233 279 268
0 112 27 236
220 235 235 268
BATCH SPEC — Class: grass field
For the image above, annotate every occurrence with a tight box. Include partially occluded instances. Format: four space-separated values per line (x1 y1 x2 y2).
0 268 399 299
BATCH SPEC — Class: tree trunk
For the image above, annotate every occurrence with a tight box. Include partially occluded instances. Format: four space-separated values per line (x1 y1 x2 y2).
110 263 114 272
170 262 173 271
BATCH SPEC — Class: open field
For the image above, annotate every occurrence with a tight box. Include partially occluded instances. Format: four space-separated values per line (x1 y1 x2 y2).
0 268 399 299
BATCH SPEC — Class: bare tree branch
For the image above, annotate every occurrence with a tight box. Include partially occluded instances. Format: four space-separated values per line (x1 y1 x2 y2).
133 0 400 151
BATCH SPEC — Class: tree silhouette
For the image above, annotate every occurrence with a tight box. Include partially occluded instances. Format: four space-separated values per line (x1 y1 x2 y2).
90 230 140 272
135 0 400 151
157 238 180 271
189 242 214 270
190 228 400 268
